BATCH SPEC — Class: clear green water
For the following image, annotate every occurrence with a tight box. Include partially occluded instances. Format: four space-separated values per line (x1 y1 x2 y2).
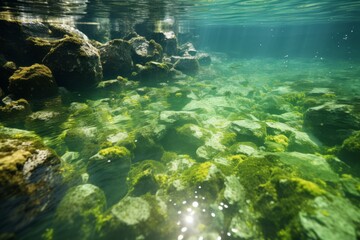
1 1 360 240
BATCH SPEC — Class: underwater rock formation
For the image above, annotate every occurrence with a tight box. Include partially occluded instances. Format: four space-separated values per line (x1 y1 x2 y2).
304 102 360 145
152 31 178 56
129 36 163 64
99 39 133 78
0 127 62 234
43 36 103 91
8 64 58 99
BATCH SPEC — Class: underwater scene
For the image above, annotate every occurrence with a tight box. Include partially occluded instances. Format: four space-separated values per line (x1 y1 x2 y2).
1 0 360 239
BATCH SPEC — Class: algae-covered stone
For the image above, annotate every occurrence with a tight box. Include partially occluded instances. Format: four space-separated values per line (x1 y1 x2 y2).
0 127 62 233
8 64 58 99
99 39 133 78
132 61 172 82
25 110 65 134
174 56 200 76
0 98 31 125
338 131 360 167
304 102 360 145
273 152 339 182
152 31 178 56
197 53 212 66
43 36 103 91
87 146 131 206
299 195 360 240
53 184 106 240
127 160 166 196
129 37 163 64
159 110 199 126
231 119 267 144
288 131 321 153
103 195 171 239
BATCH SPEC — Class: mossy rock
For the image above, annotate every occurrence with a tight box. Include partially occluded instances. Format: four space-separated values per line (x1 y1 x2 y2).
87 146 132 206
132 61 172 82
99 39 133 78
235 155 330 239
43 36 103 91
101 194 172 239
8 64 58 99
127 160 166 196
339 131 360 169
53 184 107 240
0 98 31 126
0 127 62 234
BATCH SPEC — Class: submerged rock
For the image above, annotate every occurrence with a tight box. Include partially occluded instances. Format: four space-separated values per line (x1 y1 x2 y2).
87 146 131 206
0 127 62 233
99 39 133 78
132 61 172 82
197 53 212 66
43 36 103 91
299 195 360 240
173 56 200 75
53 184 106 240
231 119 267 144
304 102 360 145
8 64 58 99
338 131 360 168
0 98 31 126
152 31 178 56
179 42 197 56
102 195 171 239
129 37 163 64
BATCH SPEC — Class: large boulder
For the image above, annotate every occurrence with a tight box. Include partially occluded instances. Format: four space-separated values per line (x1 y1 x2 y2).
173 56 200 75
8 64 58 99
178 42 197 56
152 31 178 56
43 36 103 91
99 39 133 78
129 37 163 64
304 102 360 145
0 19 88 66
0 127 62 234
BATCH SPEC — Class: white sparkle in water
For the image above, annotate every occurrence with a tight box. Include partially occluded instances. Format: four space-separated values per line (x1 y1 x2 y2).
192 201 199 208
211 213 216 217
199 237 204 240
217 236 222 240
185 215 194 224
218 206 223 211
182 201 187 205
187 208 192 213
224 204 229 209
198 186 202 189
227 232 231 236
178 235 184 240
181 227 188 233
202 209 206 212
178 211 182 215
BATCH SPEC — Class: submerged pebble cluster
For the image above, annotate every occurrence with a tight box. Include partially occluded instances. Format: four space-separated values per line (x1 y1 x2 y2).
1 19 360 240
